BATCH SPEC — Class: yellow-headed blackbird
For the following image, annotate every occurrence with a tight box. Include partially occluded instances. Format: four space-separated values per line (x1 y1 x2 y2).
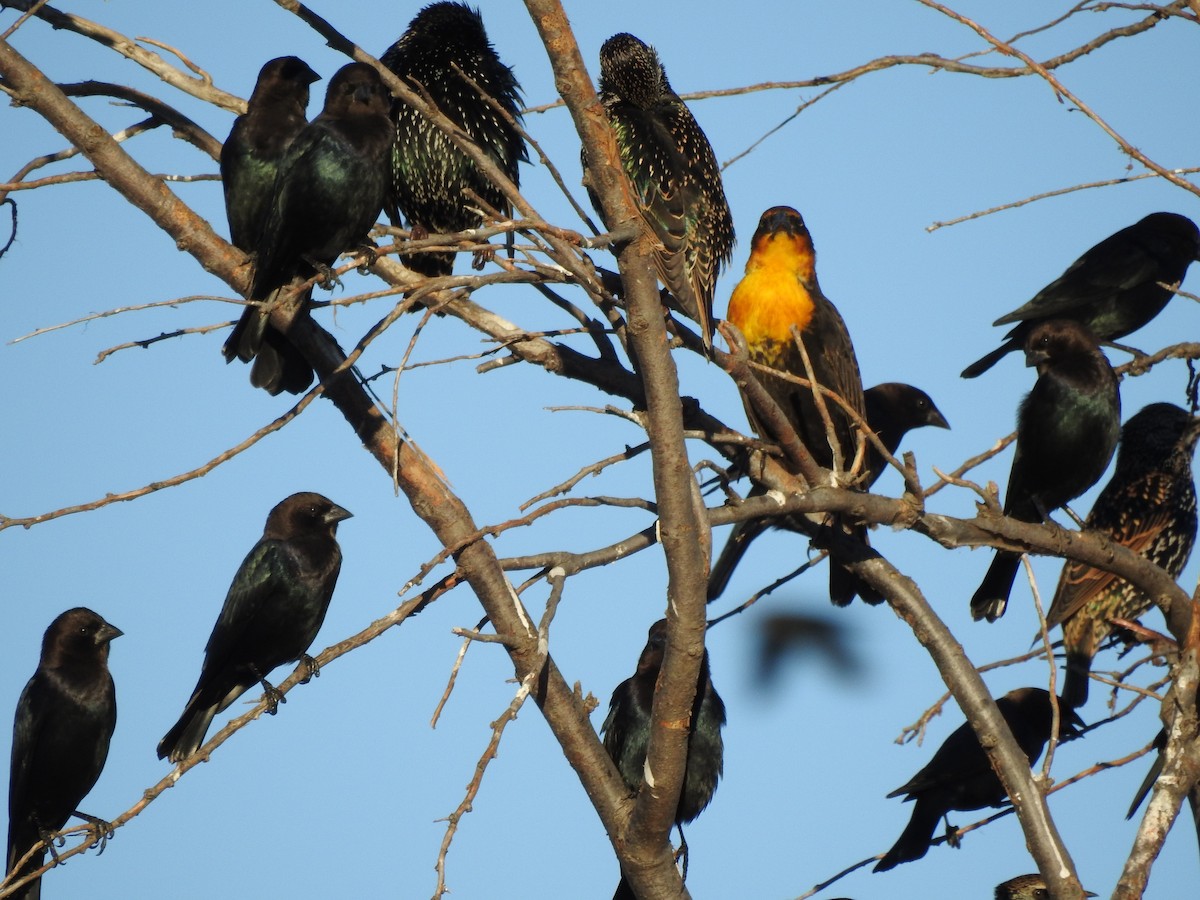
962 212 1200 378
587 32 734 349
381 2 526 278
1046 402 1200 708
970 319 1121 622
724 206 875 605
995 874 1097 899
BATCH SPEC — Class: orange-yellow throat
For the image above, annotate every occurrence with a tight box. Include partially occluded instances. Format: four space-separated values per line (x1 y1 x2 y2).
727 230 817 366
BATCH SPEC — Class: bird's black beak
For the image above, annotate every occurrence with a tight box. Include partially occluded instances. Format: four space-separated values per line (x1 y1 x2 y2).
1025 346 1050 368
353 84 374 105
928 408 951 430
97 623 123 645
324 504 353 526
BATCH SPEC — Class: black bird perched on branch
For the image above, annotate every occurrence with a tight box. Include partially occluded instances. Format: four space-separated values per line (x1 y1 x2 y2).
381 2 526 278
995 874 1097 899
970 319 1121 622
602 619 725 900
222 63 394 395
586 32 734 349
874 687 1080 873
961 212 1200 378
1046 402 1200 709
7 608 121 900
219 56 320 397
708 382 949 602
157 493 352 763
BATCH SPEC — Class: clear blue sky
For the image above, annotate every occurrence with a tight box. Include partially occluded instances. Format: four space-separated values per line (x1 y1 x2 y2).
2 2 1198 898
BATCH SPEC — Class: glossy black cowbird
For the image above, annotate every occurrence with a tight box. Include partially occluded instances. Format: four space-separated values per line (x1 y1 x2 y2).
380 2 526 278
970 319 1121 622
586 32 734 349
995 874 1096 899
7 608 121 900
602 619 725 900
157 492 352 763
708 382 949 602
724 206 879 604
219 57 320 394
1046 403 1200 708
962 212 1200 378
875 687 1080 873
223 63 394 395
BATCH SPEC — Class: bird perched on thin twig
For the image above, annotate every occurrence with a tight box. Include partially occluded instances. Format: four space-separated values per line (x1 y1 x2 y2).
962 212 1200 378
970 319 1121 622
381 2 526 279
874 687 1080 873
586 32 734 349
723 206 879 604
219 56 320 396
223 63 394 395
7 608 121 900
995 874 1097 899
708 382 949 602
602 619 725 900
1046 402 1200 708
157 493 352 763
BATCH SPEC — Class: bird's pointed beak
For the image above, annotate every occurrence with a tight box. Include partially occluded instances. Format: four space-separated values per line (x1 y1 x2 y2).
324 504 353 526
928 408 951 430
1025 346 1050 368
97 623 123 644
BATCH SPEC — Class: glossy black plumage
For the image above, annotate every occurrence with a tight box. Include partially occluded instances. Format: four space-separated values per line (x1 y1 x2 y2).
587 32 734 349
1046 403 1200 708
995 874 1097 899
219 56 320 397
381 2 526 278
708 382 949 602
875 688 1079 873
223 63 394 395
970 319 1121 622
7 608 120 900
602 619 725 900
962 212 1200 378
157 493 351 763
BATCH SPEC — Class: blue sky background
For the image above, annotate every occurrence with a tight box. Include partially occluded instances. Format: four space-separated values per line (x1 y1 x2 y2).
2 2 1198 898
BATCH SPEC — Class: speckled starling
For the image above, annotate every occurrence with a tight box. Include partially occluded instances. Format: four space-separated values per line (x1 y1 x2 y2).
223 63 394 395
962 212 1200 378
875 687 1080 873
995 874 1097 899
602 619 725 900
380 2 526 278
970 319 1121 622
708 381 949 602
723 207 876 604
1046 402 1200 708
586 32 734 349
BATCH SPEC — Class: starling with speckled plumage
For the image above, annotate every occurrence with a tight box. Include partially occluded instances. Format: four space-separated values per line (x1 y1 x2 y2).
381 2 526 279
970 319 1121 622
962 212 1200 378
1046 402 1200 708
223 63 394 396
602 619 725 900
875 688 1080 873
708 382 949 602
219 56 320 396
586 32 734 349
995 874 1097 900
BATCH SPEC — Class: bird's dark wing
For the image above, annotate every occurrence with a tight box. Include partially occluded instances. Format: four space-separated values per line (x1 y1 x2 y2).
203 537 294 667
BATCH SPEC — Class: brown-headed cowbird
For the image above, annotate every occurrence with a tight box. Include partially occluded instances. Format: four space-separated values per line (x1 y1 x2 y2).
875 687 1080 873
7 608 121 900
962 212 1200 378
725 206 876 604
1046 403 1200 708
970 319 1121 622
995 874 1096 899
602 619 725 900
224 63 394 395
219 57 320 393
157 493 351 763
586 32 734 349
708 382 949 603
381 2 526 278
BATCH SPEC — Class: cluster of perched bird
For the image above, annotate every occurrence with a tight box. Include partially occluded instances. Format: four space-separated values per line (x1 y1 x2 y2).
6 1 1200 897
